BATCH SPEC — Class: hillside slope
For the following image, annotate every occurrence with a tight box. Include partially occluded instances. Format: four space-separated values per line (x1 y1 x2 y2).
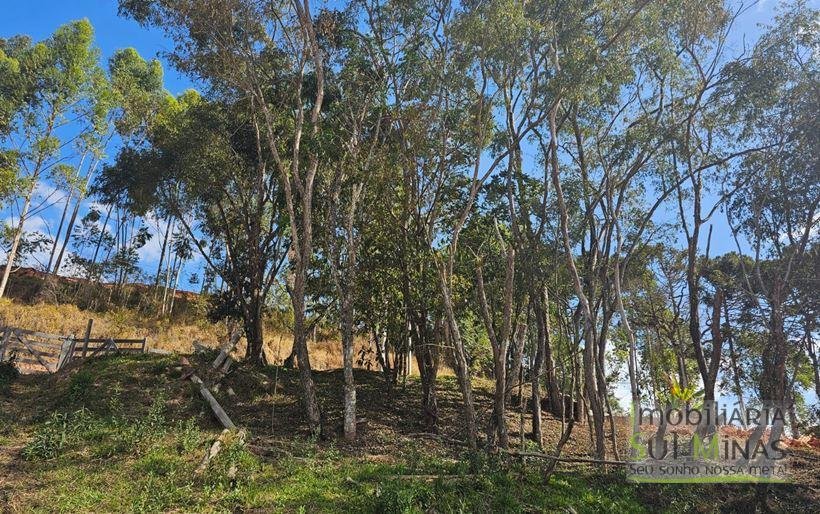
0 299 371 370
1 353 817 513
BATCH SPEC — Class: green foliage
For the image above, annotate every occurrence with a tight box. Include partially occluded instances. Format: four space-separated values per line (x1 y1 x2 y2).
67 369 95 404
23 391 168 461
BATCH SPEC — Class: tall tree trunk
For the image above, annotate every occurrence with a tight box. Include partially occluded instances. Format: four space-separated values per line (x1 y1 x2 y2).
291 262 322 438
806 327 820 399
0 191 34 299
168 257 184 315
438 269 478 448
761 286 787 404
51 192 81 277
52 160 98 280
89 203 113 278
505 322 526 407
46 189 73 274
413 317 439 432
340 292 356 441
531 296 545 447
476 250 514 450
548 104 606 459
154 215 174 291
724 302 747 428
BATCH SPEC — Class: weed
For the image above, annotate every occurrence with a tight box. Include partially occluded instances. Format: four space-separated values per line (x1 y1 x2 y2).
67 369 94 404
175 417 203 453
23 412 71 460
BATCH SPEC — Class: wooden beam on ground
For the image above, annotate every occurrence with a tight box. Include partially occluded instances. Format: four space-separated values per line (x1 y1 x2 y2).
184 367 236 429
195 429 246 475
503 449 628 466
212 330 242 370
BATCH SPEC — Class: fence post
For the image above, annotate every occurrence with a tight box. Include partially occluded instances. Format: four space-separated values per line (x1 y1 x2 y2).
81 318 93 358
57 336 75 371
141 337 147 353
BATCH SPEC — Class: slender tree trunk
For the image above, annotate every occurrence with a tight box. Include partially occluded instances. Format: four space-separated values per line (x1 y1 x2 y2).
90 203 113 278
761 286 787 404
291 261 322 437
506 323 525 407
52 160 98 279
161 250 177 315
0 191 34 299
154 215 174 292
531 296 545 447
548 103 606 459
340 292 356 441
51 191 80 277
168 257 184 315
413 318 439 431
438 268 478 448
806 329 820 399
476 251 514 450
724 302 747 428
244 292 266 365
46 189 73 274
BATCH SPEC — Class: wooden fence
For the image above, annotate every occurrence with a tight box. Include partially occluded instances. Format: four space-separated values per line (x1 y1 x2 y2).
0 325 146 374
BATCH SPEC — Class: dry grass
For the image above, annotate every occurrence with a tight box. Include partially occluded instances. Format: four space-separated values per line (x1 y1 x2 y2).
0 299 382 372
0 299 222 352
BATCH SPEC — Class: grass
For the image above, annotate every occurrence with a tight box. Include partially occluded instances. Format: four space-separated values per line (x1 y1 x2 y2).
0 353 815 513
0 298 377 370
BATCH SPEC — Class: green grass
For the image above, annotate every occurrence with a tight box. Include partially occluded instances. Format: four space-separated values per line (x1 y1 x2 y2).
7 400 653 514
1 354 812 513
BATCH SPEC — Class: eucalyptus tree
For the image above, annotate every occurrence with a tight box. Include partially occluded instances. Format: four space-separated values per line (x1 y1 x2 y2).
0 20 111 298
321 8 389 441
720 2 819 407
119 0 329 434
46 47 165 290
99 90 289 366
357 0 478 437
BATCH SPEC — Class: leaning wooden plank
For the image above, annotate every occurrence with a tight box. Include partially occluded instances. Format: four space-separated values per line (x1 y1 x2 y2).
84 338 147 344
15 335 55 372
13 340 64 354
212 330 242 370
56 337 75 371
86 339 114 359
190 374 236 429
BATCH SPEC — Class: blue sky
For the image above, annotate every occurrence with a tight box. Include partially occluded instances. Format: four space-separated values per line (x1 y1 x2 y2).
1 1 203 287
